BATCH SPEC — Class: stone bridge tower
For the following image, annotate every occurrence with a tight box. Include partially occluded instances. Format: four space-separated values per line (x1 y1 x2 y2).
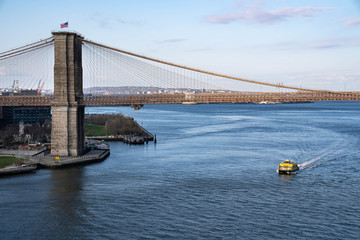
51 32 85 156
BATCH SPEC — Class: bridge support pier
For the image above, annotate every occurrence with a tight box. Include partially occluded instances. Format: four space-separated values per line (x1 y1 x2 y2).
51 32 85 156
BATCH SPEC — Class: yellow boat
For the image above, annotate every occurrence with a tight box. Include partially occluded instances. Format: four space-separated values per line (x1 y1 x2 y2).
278 159 299 174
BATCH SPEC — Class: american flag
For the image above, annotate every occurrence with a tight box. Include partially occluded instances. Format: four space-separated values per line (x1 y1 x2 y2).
60 22 68 28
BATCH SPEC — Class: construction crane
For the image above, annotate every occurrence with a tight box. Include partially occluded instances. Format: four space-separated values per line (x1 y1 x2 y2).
37 80 45 95
12 80 19 93
37 79 41 90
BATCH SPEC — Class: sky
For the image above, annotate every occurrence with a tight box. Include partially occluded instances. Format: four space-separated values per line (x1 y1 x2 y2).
0 0 359 91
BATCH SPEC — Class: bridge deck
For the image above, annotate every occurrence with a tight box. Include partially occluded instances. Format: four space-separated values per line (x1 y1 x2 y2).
1 92 360 107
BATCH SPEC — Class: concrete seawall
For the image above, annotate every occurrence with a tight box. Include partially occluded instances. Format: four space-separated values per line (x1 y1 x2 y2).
0 165 37 176
34 149 110 168
0 149 110 176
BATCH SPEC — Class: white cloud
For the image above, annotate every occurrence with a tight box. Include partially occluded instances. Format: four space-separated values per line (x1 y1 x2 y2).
338 17 360 27
117 18 143 25
89 13 141 29
308 41 341 49
245 37 360 51
205 5 333 24
308 39 360 49
156 39 187 44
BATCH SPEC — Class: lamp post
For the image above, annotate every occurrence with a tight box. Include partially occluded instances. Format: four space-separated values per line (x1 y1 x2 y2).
25 134 31 161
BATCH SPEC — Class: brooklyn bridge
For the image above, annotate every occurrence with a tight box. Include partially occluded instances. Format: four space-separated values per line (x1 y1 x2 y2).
1 31 359 156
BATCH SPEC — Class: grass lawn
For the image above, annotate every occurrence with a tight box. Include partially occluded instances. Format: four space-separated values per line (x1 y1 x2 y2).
0 156 23 168
85 124 107 136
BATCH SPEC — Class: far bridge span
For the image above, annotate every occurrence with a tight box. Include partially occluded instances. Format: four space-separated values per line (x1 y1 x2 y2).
1 91 360 107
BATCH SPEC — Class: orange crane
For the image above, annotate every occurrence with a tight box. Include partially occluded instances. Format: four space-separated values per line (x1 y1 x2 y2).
37 80 45 95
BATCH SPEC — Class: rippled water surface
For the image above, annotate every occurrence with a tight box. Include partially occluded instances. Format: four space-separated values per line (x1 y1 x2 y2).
1 102 360 239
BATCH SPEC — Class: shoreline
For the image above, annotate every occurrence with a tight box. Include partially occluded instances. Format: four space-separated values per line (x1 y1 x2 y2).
0 149 110 176
0 116 153 177
86 120 154 144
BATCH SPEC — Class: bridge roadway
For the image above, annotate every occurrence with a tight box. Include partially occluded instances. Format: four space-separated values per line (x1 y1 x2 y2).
0 92 360 107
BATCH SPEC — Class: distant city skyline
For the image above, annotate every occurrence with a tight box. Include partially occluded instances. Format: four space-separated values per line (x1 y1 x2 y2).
0 0 359 91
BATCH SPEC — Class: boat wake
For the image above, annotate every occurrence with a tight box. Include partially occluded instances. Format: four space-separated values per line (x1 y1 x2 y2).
298 136 349 170
298 151 332 170
294 121 355 171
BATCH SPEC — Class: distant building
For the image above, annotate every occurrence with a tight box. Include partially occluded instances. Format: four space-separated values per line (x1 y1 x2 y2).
1 89 38 96
1 89 51 125
2 106 51 125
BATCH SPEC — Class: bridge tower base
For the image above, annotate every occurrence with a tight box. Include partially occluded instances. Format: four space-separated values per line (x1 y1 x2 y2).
51 32 85 157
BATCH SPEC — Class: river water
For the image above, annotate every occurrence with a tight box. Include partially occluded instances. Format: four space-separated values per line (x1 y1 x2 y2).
1 102 360 239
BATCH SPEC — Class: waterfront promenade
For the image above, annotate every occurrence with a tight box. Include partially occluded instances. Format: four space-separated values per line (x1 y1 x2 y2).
0 149 110 175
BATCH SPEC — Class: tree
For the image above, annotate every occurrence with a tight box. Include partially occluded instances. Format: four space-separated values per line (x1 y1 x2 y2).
85 114 144 136
0 125 19 146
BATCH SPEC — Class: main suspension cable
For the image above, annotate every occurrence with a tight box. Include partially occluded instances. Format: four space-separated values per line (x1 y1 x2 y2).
0 39 54 61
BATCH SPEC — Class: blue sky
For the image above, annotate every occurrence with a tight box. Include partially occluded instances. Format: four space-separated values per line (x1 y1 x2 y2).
0 0 359 91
